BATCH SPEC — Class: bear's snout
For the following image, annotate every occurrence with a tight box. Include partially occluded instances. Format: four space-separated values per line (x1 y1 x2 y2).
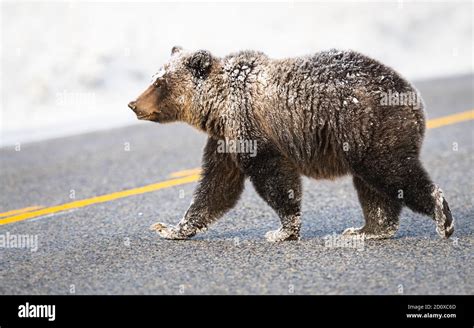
128 101 137 111
128 100 155 120
127 101 147 119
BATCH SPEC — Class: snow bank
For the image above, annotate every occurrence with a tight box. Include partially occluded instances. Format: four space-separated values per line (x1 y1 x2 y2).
1 1 472 145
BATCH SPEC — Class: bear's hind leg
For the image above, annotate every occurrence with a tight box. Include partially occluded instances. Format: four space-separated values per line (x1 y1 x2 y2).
355 157 454 239
343 176 402 239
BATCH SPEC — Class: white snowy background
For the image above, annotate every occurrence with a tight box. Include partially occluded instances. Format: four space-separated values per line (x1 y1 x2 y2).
1 1 472 145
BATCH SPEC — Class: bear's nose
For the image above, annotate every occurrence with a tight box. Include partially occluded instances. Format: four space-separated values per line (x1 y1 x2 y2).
128 101 137 111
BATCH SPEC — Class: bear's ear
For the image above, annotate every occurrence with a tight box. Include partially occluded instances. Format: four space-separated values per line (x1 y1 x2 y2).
171 46 183 56
186 50 213 79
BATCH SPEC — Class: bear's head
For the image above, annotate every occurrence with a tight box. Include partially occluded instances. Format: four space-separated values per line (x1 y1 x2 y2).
128 46 214 124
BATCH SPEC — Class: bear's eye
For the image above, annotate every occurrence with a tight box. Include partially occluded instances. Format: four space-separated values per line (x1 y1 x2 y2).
153 81 159 88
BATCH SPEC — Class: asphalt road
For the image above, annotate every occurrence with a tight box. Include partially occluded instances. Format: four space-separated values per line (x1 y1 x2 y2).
0 75 473 295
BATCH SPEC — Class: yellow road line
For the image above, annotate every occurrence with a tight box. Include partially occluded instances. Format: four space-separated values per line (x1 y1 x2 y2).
0 174 201 226
0 109 473 226
427 110 474 129
0 205 44 218
170 168 202 178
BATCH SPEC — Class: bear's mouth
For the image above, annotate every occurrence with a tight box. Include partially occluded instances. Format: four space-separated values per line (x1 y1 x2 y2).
137 113 155 120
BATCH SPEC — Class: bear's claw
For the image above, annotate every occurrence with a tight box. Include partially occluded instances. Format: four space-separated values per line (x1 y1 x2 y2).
265 228 300 242
150 222 189 240
436 219 454 239
342 226 395 240
342 227 362 236
432 186 455 239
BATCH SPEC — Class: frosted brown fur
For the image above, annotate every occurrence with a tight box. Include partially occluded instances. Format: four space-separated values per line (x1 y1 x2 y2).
129 46 454 241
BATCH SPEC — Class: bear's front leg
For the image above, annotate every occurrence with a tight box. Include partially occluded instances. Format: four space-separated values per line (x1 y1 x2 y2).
150 137 245 240
241 147 302 242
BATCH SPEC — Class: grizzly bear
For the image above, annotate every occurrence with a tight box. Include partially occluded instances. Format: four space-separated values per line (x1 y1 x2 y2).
128 46 454 241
